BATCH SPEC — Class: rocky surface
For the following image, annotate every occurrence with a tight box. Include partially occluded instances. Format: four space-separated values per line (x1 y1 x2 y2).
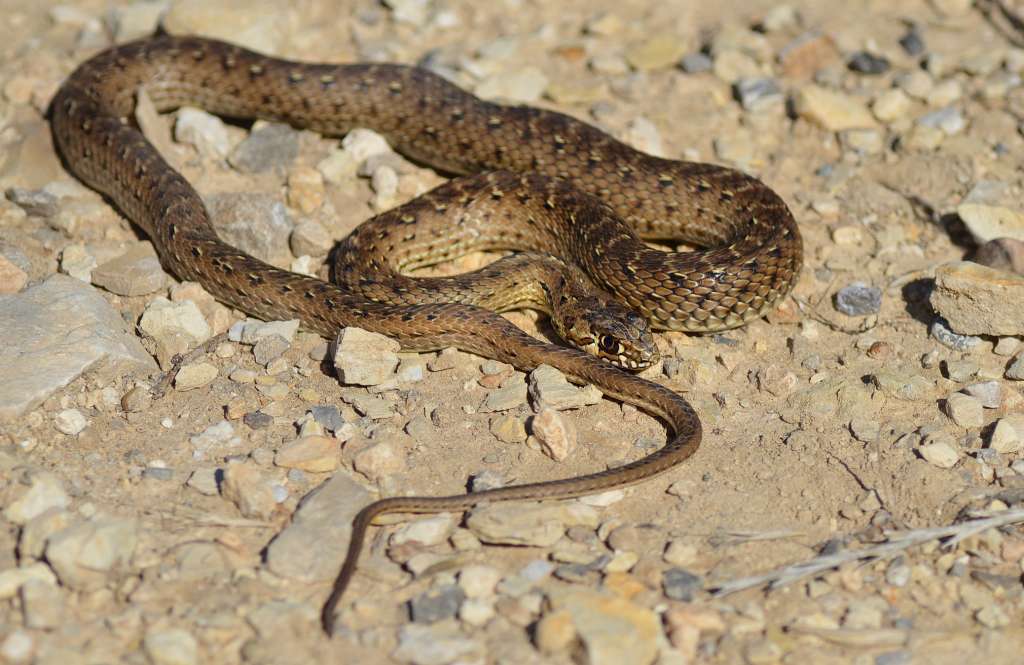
1 1 1024 664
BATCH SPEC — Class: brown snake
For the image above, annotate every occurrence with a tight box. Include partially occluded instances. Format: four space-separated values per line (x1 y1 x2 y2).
50 35 802 634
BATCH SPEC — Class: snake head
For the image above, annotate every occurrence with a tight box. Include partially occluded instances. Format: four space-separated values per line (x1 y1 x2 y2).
559 297 659 371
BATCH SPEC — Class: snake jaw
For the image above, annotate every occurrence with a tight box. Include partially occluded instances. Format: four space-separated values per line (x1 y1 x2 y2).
559 298 659 371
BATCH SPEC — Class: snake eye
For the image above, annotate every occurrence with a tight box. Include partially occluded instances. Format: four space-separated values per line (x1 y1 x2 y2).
599 335 619 354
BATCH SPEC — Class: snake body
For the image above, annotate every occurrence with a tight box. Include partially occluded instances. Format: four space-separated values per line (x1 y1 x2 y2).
50 35 802 633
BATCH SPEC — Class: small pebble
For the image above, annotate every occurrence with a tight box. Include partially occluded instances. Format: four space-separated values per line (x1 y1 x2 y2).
53 409 87 435
848 51 890 74
663 568 703 601
899 26 925 56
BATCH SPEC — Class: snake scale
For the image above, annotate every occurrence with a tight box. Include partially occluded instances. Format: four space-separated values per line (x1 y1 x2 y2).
50 35 802 633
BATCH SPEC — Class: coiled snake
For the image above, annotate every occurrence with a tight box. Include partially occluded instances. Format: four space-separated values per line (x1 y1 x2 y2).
50 35 802 634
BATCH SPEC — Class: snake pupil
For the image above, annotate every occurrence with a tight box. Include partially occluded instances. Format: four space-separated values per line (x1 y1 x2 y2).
599 335 618 353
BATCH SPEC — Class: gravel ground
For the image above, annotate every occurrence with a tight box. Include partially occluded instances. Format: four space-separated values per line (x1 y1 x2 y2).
2 1 1024 663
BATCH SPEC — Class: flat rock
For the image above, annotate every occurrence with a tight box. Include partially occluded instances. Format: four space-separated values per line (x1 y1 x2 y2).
467 502 598 546
333 327 400 386
0 275 155 420
529 364 602 410
545 586 660 665
957 204 1024 244
930 261 1024 336
273 435 339 473
45 517 139 591
793 85 877 131
205 192 293 266
265 472 371 582
162 0 287 54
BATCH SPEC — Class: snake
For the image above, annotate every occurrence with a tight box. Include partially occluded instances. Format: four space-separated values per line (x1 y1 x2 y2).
49 35 803 634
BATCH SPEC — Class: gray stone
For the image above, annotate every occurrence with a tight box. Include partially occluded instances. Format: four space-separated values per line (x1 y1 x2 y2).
1008 355 1024 380
528 364 602 410
734 77 783 111
45 517 139 590
679 53 712 73
0 275 155 420
252 334 290 365
410 585 466 623
663 568 703 601
311 405 344 432
206 193 293 265
481 375 528 412
393 623 482 665
835 282 882 316
227 123 300 174
5 187 58 217
265 472 371 582
962 381 1002 408
90 243 167 296
186 468 220 496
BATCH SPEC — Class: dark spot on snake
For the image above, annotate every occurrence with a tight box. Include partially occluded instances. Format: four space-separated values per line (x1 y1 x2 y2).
426 314 437 321
191 247 202 257
262 94 275 105
401 313 414 322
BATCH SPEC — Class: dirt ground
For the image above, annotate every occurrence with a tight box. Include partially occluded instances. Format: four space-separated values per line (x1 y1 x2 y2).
2 0 1024 663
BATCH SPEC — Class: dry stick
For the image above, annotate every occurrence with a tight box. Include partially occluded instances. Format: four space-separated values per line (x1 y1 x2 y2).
150 332 231 399
709 507 1024 597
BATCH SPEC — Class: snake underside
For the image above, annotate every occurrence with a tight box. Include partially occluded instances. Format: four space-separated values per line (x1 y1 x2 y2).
50 35 803 633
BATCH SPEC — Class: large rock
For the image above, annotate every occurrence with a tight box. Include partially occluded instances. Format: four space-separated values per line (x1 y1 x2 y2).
0 275 155 420
930 261 1024 336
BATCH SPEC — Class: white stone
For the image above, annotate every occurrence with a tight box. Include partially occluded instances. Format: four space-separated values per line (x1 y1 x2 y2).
139 297 212 346
53 408 87 435
143 628 199 665
333 327 401 386
392 514 455 547
175 107 231 159
919 441 959 468
3 470 71 525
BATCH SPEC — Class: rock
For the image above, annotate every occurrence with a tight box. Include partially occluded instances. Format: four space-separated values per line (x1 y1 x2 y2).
310 405 345 432
109 2 167 41
545 586 660 665
990 418 1022 453
530 409 577 462
679 53 712 73
625 33 688 71
734 78 783 111
957 204 1024 244
266 472 371 583
476 374 525 411
230 318 301 345
393 623 482 665
535 609 577 653
467 502 598 546
918 107 965 135
290 219 333 257
919 439 959 469
143 627 199 665
962 381 1002 408
21 580 63 629
186 468 220 496
1008 355 1024 380
0 563 58 600
333 327 401 385
899 26 925 56
930 262 1024 336
944 393 984 428
174 362 218 391
252 334 290 365
206 192 293 265
974 238 1024 275
393 515 454 547
475 68 548 103
286 166 326 214
188 420 241 455
0 630 32 664
663 568 703 601
848 52 890 75
0 254 28 294
383 0 430 26
139 296 212 360
353 440 407 479
45 517 138 590
3 470 70 525
59 243 96 282
162 0 287 54
529 364 602 410
53 408 88 435
834 282 882 316
5 187 59 217
410 585 466 623
489 414 527 443
458 565 502 598
712 50 761 83
0 275 155 420
220 463 276 520
872 89 912 123
793 85 877 131
175 107 230 159
274 436 338 473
